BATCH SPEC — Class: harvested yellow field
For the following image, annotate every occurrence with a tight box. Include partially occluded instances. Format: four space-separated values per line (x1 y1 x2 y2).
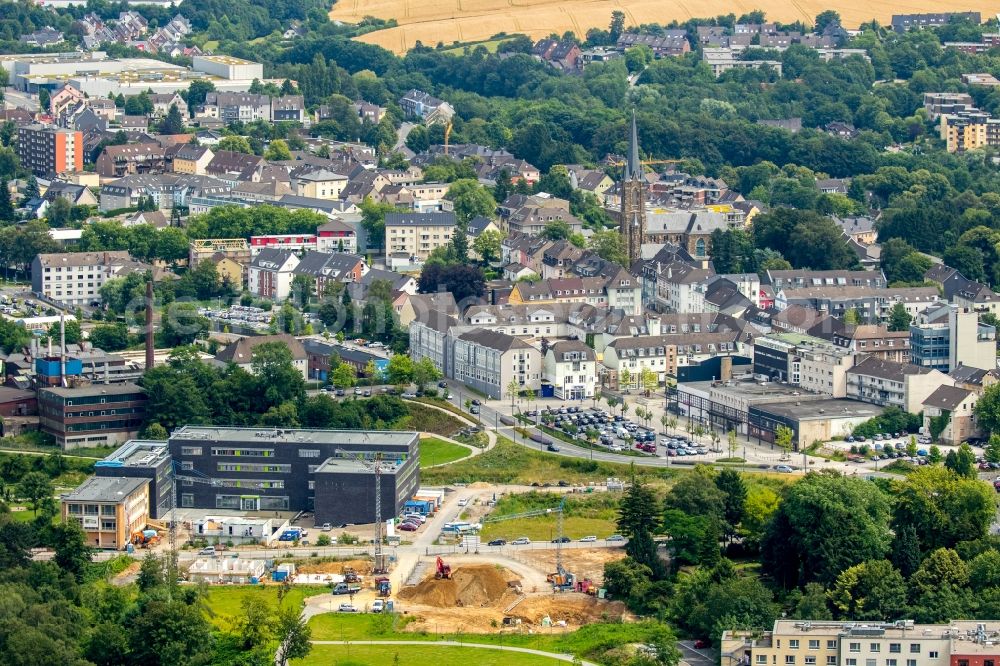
330 0 1000 54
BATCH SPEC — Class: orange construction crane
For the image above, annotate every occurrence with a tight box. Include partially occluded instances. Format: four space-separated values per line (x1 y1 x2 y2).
443 121 453 155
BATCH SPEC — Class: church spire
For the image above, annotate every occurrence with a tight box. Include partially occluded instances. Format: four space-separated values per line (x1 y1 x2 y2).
626 110 642 181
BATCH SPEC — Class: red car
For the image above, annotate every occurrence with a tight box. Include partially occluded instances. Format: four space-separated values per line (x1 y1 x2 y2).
694 639 710 649
398 522 419 531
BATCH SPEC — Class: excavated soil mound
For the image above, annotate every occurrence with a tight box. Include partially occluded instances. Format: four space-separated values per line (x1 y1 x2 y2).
511 595 627 625
398 564 517 608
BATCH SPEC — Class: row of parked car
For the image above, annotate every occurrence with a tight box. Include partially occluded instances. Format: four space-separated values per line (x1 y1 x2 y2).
395 512 427 532
485 535 625 546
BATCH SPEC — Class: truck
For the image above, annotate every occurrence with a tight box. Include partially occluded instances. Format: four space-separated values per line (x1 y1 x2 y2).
375 576 391 597
332 582 362 595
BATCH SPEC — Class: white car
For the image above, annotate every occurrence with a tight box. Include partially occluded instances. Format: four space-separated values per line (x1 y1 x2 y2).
579 535 597 543
402 513 426 523
457 498 469 507
338 603 358 613
511 537 531 545
371 600 385 613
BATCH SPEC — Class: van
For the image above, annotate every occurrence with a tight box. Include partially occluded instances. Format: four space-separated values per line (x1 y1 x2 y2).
457 498 469 507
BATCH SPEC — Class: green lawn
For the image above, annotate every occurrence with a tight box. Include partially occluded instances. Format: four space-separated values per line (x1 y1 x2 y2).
305 615 674 664
202 585 329 630
293 644 565 665
421 437 682 486
440 36 516 54
477 490 619 542
419 437 471 467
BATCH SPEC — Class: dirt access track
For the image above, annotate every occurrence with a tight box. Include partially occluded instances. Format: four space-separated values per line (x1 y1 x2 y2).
396 556 625 633
330 0 1000 54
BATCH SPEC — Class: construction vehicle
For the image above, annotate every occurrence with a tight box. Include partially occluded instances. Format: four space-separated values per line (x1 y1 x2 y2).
577 578 598 596
375 576 391 597
546 565 575 591
131 529 160 548
435 556 452 580
332 582 362 595
343 567 361 584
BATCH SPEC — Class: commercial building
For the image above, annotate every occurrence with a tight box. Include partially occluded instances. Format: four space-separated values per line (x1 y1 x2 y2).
168 426 420 523
753 332 856 398
0 52 270 96
17 124 82 176
749 398 884 448
31 250 153 307
61 476 150 549
384 212 455 261
722 619 1000 666
449 328 542 397
950 308 996 372
673 378 823 438
542 339 598 400
94 440 172 519
38 383 147 450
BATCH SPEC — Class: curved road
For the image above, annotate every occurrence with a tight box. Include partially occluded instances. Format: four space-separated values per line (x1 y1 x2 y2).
309 640 599 665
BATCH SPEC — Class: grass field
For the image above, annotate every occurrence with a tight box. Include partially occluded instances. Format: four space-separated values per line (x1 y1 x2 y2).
305 614 674 664
420 436 680 486
202 585 329 630
419 437 471 467
294 644 565 665
441 36 516 54
330 0 1000 54
478 490 618 541
405 403 467 437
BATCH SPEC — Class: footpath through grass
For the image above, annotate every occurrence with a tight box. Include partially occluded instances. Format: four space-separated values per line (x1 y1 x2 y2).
305 614 673 664
404 402 466 437
295 644 564 665
419 437 471 467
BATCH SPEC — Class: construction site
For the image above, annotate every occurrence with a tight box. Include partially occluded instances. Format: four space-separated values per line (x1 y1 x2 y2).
393 554 626 633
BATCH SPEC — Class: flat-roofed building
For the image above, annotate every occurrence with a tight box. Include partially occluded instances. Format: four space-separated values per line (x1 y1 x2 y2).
61 476 149 549
94 439 172 518
168 426 420 522
38 382 147 449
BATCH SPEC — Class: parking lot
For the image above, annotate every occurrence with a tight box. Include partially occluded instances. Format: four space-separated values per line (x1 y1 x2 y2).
527 406 717 459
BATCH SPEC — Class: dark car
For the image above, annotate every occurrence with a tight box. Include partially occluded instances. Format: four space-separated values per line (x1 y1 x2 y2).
488 539 506 546
438 381 448 388
551 536 571 543
471 399 482 406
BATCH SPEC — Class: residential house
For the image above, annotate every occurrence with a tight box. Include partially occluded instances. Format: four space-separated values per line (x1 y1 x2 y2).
616 32 690 57
291 251 366 296
247 248 300 300
215 334 307 379
149 93 187 117
541 241 584 279
31 250 152 307
831 324 911 363
44 181 98 207
316 219 357 254
290 168 348 200
95 144 166 179
61 476 149 549
167 144 213 175
922 385 982 445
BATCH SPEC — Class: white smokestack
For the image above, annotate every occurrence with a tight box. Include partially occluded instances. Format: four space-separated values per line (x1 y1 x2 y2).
59 313 66 388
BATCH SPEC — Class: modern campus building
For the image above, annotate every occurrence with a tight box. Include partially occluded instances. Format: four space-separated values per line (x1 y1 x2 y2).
167 426 420 523
94 440 173 519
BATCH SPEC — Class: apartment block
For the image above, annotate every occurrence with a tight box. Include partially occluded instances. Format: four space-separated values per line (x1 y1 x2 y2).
384 212 455 261
31 250 151 307
723 620 1000 666
17 123 83 176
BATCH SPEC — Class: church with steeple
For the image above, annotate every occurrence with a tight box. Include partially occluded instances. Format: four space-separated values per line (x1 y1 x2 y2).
619 111 646 265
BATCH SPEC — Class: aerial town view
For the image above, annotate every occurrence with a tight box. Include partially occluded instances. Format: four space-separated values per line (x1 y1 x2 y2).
3 0 1000 664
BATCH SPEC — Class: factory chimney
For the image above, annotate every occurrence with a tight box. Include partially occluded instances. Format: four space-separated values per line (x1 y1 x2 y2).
145 280 154 371
59 312 66 388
